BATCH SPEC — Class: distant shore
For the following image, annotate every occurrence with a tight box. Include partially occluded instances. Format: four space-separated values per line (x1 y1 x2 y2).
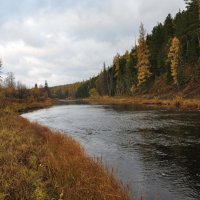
84 96 200 111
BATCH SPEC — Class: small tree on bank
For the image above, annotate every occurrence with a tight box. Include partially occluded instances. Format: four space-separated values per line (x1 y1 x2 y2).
136 23 152 87
89 88 99 98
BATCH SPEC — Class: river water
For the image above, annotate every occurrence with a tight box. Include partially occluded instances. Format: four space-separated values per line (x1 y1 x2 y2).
22 103 200 200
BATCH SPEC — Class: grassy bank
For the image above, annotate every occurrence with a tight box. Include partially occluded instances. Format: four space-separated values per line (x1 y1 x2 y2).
0 98 54 113
0 103 130 200
85 96 200 111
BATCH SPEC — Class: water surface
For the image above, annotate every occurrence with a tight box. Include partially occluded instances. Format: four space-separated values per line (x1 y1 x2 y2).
22 104 200 200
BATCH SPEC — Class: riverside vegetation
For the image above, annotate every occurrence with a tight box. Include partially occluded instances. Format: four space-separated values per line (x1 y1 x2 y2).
0 101 130 200
84 96 200 111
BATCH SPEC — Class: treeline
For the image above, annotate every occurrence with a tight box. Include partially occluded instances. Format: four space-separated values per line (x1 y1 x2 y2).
0 64 80 101
74 0 199 99
0 67 51 102
50 83 81 99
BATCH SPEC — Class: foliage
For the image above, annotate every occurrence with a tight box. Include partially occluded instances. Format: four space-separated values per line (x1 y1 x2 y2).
89 88 99 98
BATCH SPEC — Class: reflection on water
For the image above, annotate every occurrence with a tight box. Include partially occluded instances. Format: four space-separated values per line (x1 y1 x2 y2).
22 104 200 200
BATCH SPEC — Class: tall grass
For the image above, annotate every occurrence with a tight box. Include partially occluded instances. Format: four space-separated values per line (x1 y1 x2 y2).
0 111 130 200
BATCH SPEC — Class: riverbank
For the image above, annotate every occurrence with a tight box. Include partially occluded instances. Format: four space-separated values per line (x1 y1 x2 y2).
0 98 54 113
0 102 130 200
85 96 200 111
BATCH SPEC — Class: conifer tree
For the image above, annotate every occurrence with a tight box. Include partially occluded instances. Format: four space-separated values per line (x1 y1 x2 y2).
124 50 132 93
113 53 123 95
102 63 108 95
107 66 114 96
44 80 51 97
136 23 151 87
113 54 120 78
97 63 108 96
168 37 180 85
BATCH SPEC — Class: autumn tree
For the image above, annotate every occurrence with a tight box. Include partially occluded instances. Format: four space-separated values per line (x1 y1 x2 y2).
124 50 133 94
168 37 180 85
136 23 152 87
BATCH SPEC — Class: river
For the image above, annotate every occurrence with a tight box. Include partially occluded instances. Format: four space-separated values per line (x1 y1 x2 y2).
22 103 200 200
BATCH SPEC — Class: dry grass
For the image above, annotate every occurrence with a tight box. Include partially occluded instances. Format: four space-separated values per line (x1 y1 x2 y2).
0 98 53 113
0 110 130 200
85 96 200 111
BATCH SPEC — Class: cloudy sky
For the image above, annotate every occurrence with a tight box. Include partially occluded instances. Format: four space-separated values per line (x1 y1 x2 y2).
0 0 186 87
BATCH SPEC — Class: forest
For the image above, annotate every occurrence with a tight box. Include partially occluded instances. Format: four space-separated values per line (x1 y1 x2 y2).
51 0 200 100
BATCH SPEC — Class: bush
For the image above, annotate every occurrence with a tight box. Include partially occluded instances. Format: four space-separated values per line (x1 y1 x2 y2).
89 88 99 98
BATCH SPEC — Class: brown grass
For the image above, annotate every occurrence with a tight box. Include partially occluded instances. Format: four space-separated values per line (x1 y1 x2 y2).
85 96 200 111
0 110 130 200
0 98 54 113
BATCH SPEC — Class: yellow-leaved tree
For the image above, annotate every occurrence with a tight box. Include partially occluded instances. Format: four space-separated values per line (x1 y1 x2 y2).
168 36 180 85
136 23 151 87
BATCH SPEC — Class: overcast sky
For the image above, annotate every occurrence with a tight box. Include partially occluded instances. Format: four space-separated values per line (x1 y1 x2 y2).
0 0 186 87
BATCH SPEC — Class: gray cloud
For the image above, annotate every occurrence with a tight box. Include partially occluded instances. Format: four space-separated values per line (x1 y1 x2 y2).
0 0 185 87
